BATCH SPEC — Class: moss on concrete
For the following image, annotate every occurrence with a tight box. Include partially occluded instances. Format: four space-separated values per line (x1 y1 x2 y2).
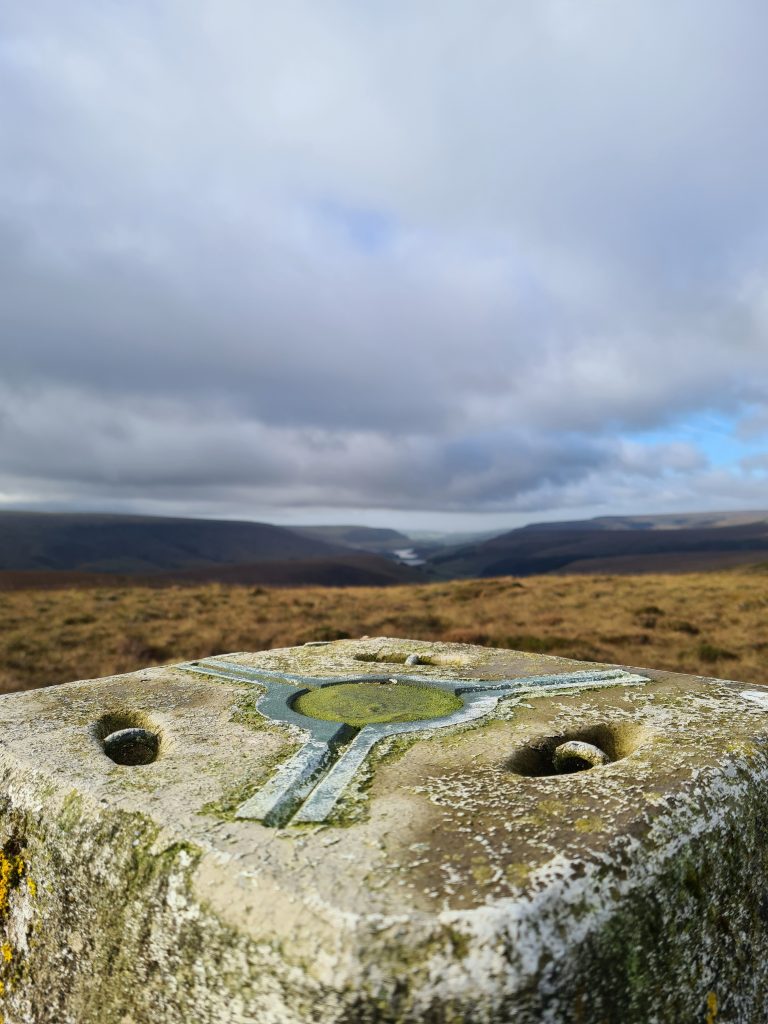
294 680 463 727
0 792 329 1024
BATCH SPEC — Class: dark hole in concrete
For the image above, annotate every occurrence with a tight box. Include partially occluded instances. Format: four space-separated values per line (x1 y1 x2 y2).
92 712 162 766
354 652 434 665
103 728 159 766
353 651 469 668
505 722 650 778
556 755 593 774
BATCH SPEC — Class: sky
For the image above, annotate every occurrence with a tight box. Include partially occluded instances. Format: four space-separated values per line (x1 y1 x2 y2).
1 1 768 532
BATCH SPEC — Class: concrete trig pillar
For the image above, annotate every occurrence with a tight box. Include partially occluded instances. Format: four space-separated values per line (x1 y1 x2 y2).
0 637 766 1023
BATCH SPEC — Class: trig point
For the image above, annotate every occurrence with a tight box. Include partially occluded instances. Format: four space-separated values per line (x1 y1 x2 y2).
1 638 766 1023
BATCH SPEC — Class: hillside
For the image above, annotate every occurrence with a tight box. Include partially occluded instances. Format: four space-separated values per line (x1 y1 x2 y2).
160 553 420 586
291 525 412 552
516 510 768 532
0 511 425 588
0 511 351 573
429 518 768 577
7 508 768 584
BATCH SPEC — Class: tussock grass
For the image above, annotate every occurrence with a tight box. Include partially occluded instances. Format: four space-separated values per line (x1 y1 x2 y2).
0 571 766 693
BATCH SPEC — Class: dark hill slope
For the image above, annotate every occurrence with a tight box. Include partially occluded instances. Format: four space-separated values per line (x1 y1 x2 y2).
0 553 421 590
516 510 768 532
170 553 421 587
0 512 347 574
291 525 412 552
429 520 768 577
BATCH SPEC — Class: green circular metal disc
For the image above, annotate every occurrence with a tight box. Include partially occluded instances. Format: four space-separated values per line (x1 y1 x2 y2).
293 681 463 727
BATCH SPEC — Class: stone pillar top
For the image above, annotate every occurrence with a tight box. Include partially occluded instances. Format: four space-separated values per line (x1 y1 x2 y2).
1 638 765 1023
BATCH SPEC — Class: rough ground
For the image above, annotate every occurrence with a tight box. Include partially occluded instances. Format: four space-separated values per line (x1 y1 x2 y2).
0 570 766 694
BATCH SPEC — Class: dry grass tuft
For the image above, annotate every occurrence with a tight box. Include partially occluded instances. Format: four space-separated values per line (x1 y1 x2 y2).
0 571 767 693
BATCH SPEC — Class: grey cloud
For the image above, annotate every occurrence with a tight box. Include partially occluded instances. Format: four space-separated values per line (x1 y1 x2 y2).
1 1 768 522
0 386 721 517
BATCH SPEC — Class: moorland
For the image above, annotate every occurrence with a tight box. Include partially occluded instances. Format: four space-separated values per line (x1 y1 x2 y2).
1 569 766 694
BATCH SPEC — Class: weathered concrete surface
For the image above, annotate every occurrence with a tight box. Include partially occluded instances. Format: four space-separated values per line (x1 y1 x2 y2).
0 638 767 1023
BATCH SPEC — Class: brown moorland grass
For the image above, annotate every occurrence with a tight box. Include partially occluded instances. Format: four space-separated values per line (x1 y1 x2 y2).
0 570 767 694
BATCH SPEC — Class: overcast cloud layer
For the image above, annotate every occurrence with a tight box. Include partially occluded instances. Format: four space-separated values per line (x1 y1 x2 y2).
1 1 768 528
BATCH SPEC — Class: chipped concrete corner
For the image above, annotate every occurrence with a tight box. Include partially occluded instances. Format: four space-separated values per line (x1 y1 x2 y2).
0 638 767 1023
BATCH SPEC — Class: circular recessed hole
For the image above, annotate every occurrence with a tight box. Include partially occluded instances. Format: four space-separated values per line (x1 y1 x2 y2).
103 728 159 766
92 712 162 766
354 652 435 665
505 722 651 778
292 680 463 728
353 651 470 668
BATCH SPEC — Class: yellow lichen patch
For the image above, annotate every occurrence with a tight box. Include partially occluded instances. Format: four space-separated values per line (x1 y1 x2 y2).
0 851 24 917
574 816 605 834
706 991 718 1022
469 857 493 884
1 942 11 963
644 790 664 805
504 863 531 886
536 798 566 816
26 876 37 899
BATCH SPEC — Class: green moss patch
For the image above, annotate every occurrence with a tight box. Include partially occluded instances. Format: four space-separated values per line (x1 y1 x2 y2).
293 681 462 728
